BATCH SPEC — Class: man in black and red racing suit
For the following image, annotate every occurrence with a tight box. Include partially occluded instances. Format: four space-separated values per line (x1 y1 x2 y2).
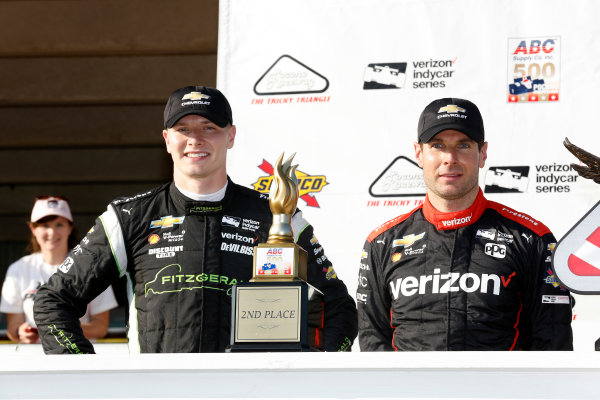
33 86 357 353
357 98 572 351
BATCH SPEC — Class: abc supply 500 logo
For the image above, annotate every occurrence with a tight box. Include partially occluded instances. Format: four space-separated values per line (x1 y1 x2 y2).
252 159 328 207
507 37 560 103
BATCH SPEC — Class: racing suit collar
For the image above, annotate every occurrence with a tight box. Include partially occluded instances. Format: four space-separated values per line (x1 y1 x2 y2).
169 178 236 215
422 188 488 230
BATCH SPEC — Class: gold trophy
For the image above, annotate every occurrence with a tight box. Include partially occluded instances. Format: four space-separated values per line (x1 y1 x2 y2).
228 153 323 352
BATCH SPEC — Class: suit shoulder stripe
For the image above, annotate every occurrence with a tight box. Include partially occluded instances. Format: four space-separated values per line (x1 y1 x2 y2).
487 201 551 237
367 205 422 243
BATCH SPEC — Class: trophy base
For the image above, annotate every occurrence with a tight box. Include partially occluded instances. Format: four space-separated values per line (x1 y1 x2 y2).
225 342 317 352
228 281 324 352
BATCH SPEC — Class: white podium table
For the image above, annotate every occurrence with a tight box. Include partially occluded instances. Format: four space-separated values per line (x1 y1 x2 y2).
0 346 599 399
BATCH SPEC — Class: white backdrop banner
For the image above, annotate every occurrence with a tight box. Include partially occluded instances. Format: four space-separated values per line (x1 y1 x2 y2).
217 0 600 350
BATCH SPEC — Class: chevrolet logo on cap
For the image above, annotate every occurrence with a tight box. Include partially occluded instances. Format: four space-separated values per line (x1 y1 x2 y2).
182 92 210 101
438 105 466 114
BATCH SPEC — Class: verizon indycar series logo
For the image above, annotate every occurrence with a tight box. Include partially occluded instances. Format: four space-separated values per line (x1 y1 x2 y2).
484 166 530 193
254 55 329 96
252 159 328 207
363 58 457 91
363 63 407 90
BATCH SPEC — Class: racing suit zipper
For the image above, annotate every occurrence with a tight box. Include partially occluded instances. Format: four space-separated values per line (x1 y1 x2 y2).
198 214 206 352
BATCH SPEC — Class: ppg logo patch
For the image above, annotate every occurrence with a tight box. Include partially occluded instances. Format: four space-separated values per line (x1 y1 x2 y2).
484 243 506 258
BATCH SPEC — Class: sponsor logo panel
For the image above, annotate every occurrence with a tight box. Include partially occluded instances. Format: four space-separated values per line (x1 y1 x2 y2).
150 216 185 229
112 191 152 206
392 232 425 248
389 269 504 299
361 58 457 91
252 158 328 208
484 166 530 193
58 257 74 274
325 266 337 280
363 63 407 90
251 54 330 105
482 163 580 195
148 234 160 244
405 245 426 256
544 268 566 290
144 264 239 297
507 37 560 103
148 245 183 259
356 292 367 304
542 295 570 304
484 243 507 259
222 215 241 227
441 214 472 228
476 229 496 241
369 156 426 199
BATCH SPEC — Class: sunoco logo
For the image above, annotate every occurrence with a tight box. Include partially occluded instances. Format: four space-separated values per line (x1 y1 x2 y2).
390 269 502 298
252 159 328 207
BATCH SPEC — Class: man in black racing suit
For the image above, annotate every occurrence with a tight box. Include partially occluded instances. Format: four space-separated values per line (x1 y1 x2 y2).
33 86 357 353
357 98 573 351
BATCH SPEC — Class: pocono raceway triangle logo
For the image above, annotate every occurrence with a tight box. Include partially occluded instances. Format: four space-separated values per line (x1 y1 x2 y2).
254 55 328 95
553 201 600 294
252 159 328 208
251 55 330 104
369 156 427 197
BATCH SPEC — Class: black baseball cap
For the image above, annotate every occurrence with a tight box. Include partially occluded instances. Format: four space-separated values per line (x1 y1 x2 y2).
417 98 484 143
163 86 233 128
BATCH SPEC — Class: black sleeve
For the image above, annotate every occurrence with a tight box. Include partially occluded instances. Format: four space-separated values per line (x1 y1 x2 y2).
357 238 394 351
33 208 123 354
294 212 358 351
522 232 573 350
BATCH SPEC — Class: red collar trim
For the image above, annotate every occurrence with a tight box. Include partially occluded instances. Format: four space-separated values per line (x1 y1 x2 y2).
423 189 488 230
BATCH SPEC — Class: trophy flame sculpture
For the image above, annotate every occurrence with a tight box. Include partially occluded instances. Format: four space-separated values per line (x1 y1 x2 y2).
267 153 299 244
250 152 308 282
228 151 320 352
564 137 600 183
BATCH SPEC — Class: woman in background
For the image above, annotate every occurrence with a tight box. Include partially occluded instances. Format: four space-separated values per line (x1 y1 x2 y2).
0 196 118 343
